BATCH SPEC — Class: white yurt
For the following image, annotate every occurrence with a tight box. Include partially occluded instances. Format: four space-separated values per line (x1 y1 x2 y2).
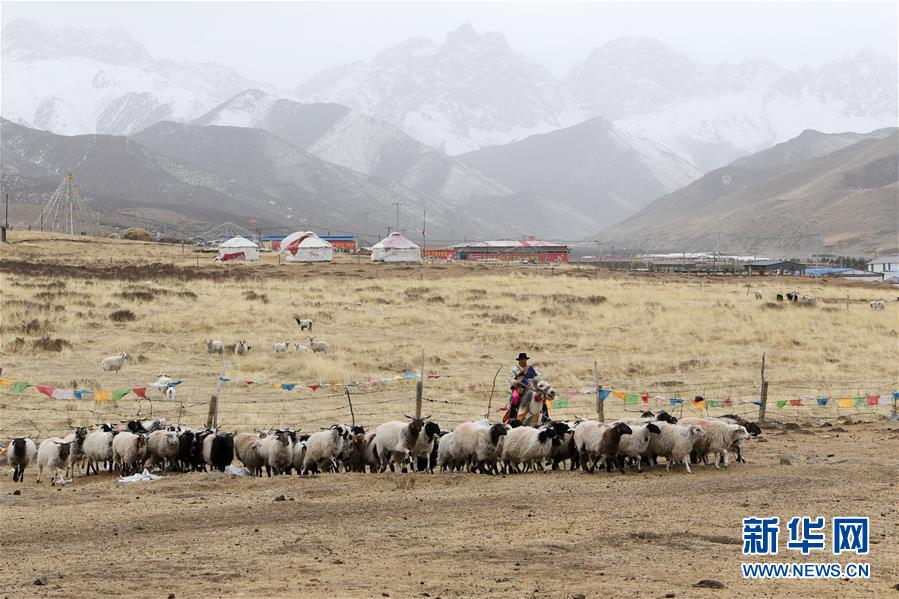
371 232 421 263
280 231 333 263
217 236 259 261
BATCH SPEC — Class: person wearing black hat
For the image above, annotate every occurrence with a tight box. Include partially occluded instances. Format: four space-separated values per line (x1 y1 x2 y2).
507 352 541 420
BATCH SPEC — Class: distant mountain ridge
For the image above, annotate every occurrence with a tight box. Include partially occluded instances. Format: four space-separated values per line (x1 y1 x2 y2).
593 128 899 255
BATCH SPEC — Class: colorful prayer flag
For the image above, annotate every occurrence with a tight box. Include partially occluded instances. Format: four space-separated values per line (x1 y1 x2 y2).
853 397 865 407
552 398 569 409
879 395 892 405
35 385 54 398
94 390 112 401
52 388 74 400
612 391 625 400
670 398 684 405
74 389 93 401
816 398 829 406
838 398 853 409
599 390 612 400
789 399 802 407
624 393 640 404
866 395 878 406
132 387 148 399
0 379 14 385
111 389 131 401
776 400 787 409
708 400 721 408
641 393 649 404
692 398 706 409
281 383 296 391
12 382 32 393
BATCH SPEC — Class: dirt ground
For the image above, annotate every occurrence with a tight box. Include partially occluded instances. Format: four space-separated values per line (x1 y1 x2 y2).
1 420 897 598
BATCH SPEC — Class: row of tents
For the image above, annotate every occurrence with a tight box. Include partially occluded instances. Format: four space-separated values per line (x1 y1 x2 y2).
216 232 421 263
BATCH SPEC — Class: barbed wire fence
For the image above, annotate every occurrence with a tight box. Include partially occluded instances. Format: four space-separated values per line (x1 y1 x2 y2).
1 367 896 441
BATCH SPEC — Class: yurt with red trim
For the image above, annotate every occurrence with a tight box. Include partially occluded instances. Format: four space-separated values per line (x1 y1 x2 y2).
216 236 259 262
280 231 334 263
371 232 421 263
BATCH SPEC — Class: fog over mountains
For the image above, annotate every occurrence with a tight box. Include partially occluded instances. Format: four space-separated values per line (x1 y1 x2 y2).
1 17 896 251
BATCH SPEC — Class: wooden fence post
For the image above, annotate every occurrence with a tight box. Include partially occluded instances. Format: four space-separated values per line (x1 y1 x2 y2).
593 361 604 422
757 353 767 424
415 350 424 419
345 388 355 427
207 361 228 429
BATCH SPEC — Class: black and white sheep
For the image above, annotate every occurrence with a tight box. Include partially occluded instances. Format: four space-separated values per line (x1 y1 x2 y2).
646 422 707 473
293 316 313 331
36 438 74 484
374 418 425 473
8 437 37 482
202 432 235 471
83 424 118 475
303 425 352 474
451 421 508 474
112 431 148 475
500 424 558 473
205 339 224 354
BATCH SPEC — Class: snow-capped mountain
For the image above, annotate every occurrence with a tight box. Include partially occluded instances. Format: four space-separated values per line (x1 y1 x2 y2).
193 89 512 204
1 18 272 136
298 27 897 169
295 24 571 154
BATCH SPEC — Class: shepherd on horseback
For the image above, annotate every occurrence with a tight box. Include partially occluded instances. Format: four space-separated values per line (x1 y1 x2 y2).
504 352 555 425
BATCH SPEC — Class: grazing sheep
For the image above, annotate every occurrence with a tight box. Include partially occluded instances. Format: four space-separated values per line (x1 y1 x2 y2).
234 340 251 355
776 293 784 302
205 339 224 354
411 421 442 473
786 292 799 302
374 418 426 473
101 352 130 373
452 421 508 474
36 439 73 484
501 424 558 473
800 295 816 305
147 430 181 471
303 425 352 474
112 431 148 475
84 424 117 475
202 432 235 471
257 431 293 476
235 432 265 476
274 341 291 353
870 300 885 310
647 422 706 473
293 343 311 353
754 290 763 300
294 316 313 331
8 437 37 482
308 337 328 353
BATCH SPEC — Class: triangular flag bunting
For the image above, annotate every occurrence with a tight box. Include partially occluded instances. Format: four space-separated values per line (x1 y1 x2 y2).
111 389 131 401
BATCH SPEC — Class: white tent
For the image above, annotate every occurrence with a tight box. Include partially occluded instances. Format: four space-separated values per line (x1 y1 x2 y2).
280 231 333 263
217 236 259 261
371 232 421 263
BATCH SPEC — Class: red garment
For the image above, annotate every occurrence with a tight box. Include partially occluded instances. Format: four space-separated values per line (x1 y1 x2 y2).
219 251 245 262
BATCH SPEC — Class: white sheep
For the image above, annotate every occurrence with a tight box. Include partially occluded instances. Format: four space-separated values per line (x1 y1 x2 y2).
7 437 37 482
147 430 180 471
800 295 816 305
274 341 291 353
293 343 311 353
235 432 265 476
308 337 328 353
303 425 352 474
36 438 74 484
205 339 224 354
680 417 751 469
435 431 463 472
291 438 308 474
870 300 885 310
112 431 148 475
500 425 557 473
754 290 763 299
83 424 117 475
646 422 706 474
573 420 633 473
101 352 130 373
451 421 508 474
257 431 293 476
234 340 251 355
374 418 425 473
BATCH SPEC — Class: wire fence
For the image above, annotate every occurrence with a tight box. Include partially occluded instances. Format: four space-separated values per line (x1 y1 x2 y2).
1 371 896 441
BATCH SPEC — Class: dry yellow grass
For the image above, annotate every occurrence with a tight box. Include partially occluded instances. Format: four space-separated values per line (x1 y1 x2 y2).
1 231 896 437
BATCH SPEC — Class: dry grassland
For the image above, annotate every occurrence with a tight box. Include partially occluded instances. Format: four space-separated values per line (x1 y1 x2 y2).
1 232 898 598
0 232 895 435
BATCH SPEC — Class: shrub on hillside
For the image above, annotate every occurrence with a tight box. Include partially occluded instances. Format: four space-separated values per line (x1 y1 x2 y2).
123 227 152 241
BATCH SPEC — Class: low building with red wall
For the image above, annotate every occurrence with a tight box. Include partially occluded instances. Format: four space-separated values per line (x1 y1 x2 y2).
451 239 569 263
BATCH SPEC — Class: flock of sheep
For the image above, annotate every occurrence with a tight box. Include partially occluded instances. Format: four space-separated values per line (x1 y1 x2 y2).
755 289 892 309
5 411 760 485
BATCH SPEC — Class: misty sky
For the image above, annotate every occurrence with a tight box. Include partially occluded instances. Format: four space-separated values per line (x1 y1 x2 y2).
3 1 896 88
